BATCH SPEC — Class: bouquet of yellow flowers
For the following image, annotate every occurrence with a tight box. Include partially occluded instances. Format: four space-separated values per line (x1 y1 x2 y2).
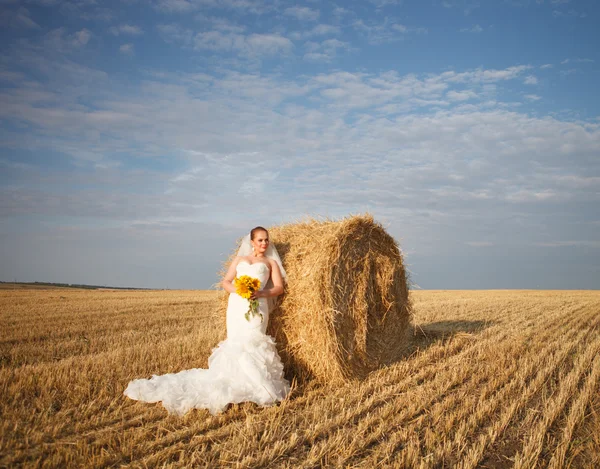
234 275 262 322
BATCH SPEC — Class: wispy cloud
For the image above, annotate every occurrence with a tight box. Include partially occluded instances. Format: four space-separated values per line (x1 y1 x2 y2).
560 68 578 76
119 43 134 55
0 7 40 29
109 24 144 36
552 9 586 18
40 28 92 54
155 0 272 14
524 75 538 85
303 39 351 62
460 24 483 33
290 24 341 40
442 65 532 83
157 23 194 45
447 90 478 101
392 24 428 34
194 31 293 56
442 0 481 15
525 94 541 101
352 18 427 44
155 0 194 13
561 58 594 64
535 241 600 248
284 6 319 22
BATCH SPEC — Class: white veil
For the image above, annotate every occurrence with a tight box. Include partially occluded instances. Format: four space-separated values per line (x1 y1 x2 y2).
236 234 287 282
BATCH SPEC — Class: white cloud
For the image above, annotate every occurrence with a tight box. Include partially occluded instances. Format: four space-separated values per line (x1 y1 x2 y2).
157 23 194 46
213 72 309 105
460 24 483 33
303 52 328 62
442 0 481 15
525 94 541 101
109 24 143 36
540 64 553 69
80 7 114 22
155 0 196 13
352 18 426 44
392 24 428 34
369 0 401 7
75 29 91 46
40 28 92 53
560 69 578 76
6 64 597 185
204 0 273 14
524 75 538 85
505 189 562 202
238 170 279 197
194 31 293 56
290 24 340 40
552 9 586 18
333 6 353 17
442 65 532 84
283 6 319 21
195 15 245 33
119 43 134 55
552 175 600 188
0 7 40 29
154 0 272 14
447 90 478 101
562 57 594 65
303 38 351 62
535 241 600 248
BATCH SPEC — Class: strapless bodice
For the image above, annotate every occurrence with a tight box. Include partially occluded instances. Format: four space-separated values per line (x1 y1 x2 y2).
236 261 270 289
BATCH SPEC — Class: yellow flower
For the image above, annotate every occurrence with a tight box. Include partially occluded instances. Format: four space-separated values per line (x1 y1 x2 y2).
236 283 251 299
233 275 263 322
234 275 261 300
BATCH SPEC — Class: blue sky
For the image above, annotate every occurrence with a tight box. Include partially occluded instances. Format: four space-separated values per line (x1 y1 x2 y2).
1 0 599 290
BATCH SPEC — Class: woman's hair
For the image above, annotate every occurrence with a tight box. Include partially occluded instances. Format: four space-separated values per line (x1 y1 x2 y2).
250 226 268 240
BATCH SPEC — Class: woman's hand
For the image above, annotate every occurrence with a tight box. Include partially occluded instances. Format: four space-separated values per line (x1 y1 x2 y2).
250 290 262 300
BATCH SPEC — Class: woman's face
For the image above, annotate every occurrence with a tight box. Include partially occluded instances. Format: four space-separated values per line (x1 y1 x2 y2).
251 230 269 256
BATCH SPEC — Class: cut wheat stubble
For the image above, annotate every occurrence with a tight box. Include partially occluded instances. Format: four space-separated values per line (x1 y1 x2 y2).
2 287 600 468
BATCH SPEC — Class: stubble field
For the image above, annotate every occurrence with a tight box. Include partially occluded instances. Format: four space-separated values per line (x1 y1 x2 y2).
0 286 599 468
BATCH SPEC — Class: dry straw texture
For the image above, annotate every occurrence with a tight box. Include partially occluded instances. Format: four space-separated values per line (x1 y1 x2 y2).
2 288 600 468
221 214 412 384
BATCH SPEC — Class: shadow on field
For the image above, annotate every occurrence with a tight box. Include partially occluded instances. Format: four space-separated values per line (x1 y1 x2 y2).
408 319 494 353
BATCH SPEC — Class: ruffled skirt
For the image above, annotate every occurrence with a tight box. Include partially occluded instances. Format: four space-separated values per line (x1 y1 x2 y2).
124 329 290 415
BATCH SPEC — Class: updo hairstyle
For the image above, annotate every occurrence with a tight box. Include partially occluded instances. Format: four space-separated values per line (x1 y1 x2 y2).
250 226 269 240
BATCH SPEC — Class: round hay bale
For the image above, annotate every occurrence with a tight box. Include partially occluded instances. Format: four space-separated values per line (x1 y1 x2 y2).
220 214 412 384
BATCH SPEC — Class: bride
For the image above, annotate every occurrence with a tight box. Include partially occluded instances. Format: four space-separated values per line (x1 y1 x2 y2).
124 226 290 415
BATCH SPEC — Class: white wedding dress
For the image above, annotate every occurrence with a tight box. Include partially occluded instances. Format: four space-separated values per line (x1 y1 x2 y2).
124 261 290 415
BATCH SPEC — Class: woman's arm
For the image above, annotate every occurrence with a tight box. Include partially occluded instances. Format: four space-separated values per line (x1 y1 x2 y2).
222 257 242 294
253 260 284 299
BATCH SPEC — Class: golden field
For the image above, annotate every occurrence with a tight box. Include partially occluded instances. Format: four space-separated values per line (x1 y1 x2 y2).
0 286 599 468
